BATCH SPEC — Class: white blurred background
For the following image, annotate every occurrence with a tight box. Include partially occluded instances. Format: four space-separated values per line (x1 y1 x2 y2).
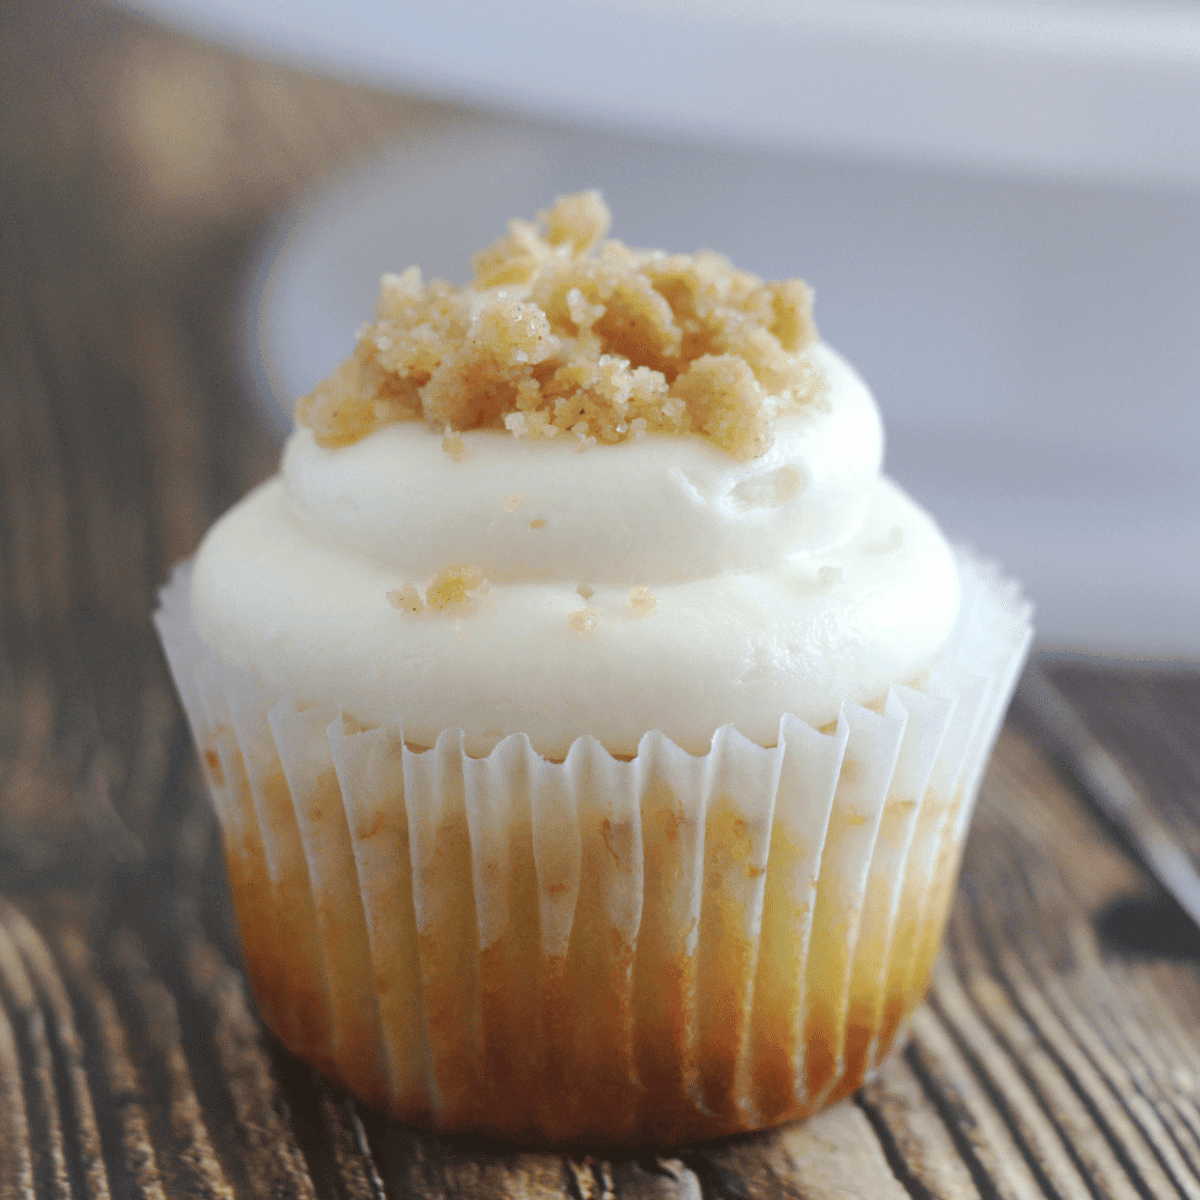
118 0 1200 657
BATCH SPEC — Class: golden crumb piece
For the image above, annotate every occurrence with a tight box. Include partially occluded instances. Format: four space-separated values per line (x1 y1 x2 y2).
530 518 547 530
442 429 464 460
544 190 611 254
568 606 597 634
294 192 823 459
629 585 658 615
386 583 425 613
670 355 771 460
426 565 485 611
576 583 594 599
503 493 522 511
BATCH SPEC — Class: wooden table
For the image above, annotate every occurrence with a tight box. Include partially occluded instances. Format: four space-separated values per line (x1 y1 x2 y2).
4 2 1200 1195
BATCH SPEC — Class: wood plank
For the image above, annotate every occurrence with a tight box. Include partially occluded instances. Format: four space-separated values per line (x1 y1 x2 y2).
2 904 112 1200
0 926 37 1200
2 0 1200 1196
172 909 319 1200
858 1051 983 1200
904 1003 1050 1200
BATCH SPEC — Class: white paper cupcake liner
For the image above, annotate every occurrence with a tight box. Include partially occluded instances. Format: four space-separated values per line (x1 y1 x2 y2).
154 549 1032 1147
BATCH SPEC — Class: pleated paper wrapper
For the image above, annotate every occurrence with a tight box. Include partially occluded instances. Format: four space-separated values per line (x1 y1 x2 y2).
154 550 1032 1148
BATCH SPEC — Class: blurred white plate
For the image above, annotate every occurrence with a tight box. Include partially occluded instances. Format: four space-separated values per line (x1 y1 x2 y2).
117 0 1200 182
240 119 1200 660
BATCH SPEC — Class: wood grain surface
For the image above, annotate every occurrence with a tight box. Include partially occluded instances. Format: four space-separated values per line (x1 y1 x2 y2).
3 1 1200 1196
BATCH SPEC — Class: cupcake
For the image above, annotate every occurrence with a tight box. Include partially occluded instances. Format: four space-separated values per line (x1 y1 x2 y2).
155 192 1032 1147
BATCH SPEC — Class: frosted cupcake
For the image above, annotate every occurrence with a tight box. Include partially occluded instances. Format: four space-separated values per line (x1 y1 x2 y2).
155 193 1032 1147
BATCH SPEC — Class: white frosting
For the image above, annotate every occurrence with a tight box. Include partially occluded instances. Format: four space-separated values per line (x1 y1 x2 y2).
191 345 961 757
281 345 882 584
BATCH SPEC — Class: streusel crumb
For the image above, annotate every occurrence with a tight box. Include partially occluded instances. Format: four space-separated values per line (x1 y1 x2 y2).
426 565 485 611
296 192 823 460
569 607 597 634
386 583 425 613
629 586 657 615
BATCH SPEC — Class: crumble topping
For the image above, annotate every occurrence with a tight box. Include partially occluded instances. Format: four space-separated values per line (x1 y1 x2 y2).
427 565 486 610
387 565 486 614
569 607 597 634
386 582 425 613
629 586 658 615
296 191 823 461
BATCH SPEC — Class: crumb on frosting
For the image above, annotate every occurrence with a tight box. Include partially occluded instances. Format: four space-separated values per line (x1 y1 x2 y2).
386 583 425 613
530 518 547 530
295 191 823 461
629 585 657 615
568 606 597 634
388 565 486 614
427 565 486 610
576 583 594 599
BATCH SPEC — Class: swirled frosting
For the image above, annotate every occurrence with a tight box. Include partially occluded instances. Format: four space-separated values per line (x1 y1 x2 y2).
190 344 961 757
